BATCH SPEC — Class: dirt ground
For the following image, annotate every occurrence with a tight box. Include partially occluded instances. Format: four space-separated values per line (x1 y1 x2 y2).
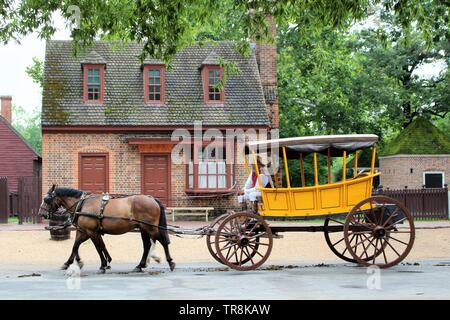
1 227 450 267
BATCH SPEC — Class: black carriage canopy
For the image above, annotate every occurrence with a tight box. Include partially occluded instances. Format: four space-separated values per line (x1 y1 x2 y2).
245 134 379 158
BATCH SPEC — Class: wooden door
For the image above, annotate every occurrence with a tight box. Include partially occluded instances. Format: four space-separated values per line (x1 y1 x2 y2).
79 154 108 193
142 154 170 205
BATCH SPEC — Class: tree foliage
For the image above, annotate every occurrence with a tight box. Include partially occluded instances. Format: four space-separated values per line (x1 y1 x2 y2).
25 56 44 88
0 0 448 61
11 105 41 155
278 7 448 139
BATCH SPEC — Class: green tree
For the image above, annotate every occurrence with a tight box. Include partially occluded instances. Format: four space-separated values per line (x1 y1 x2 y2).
0 0 447 60
11 105 41 155
353 11 449 128
25 57 44 88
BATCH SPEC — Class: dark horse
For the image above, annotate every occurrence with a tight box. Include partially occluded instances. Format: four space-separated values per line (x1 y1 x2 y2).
38 185 175 273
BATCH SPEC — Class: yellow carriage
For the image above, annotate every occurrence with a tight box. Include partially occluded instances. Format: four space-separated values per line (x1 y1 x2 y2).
208 134 415 271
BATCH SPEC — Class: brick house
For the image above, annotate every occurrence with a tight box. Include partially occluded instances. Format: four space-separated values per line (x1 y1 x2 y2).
0 96 41 192
379 117 450 189
41 37 278 211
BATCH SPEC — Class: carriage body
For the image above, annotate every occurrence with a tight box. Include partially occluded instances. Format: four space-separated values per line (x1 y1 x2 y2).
257 173 377 217
246 134 380 218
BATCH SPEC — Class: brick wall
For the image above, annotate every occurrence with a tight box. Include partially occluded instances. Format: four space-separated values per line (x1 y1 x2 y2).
379 155 450 189
1 96 12 123
42 133 246 211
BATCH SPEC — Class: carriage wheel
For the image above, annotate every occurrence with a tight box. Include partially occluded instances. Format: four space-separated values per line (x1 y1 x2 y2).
343 196 415 269
214 212 273 271
324 217 358 263
206 214 230 265
207 213 260 265
324 218 388 263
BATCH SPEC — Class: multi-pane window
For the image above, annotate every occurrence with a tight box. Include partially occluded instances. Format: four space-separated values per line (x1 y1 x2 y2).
208 69 221 101
144 65 164 103
87 68 101 101
187 146 232 191
148 69 161 101
203 66 223 103
83 64 104 103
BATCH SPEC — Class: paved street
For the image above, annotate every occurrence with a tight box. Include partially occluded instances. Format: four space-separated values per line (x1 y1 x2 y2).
1 260 449 300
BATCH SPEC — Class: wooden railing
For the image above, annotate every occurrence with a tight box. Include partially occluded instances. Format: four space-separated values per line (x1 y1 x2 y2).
374 186 449 220
17 176 42 224
0 177 8 223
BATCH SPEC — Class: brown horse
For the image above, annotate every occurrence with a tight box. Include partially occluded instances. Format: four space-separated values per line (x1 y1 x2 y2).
38 185 175 273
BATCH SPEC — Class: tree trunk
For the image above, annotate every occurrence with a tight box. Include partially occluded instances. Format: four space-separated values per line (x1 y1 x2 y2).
402 101 412 128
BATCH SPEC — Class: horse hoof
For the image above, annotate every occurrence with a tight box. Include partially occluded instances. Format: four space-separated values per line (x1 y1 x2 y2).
169 262 176 272
97 268 106 274
77 261 84 269
106 265 111 270
132 267 143 273
61 263 70 270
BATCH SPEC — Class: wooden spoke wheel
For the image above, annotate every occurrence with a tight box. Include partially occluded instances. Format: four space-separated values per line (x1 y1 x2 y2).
343 196 415 269
324 217 358 263
214 212 273 271
206 214 229 265
324 217 388 263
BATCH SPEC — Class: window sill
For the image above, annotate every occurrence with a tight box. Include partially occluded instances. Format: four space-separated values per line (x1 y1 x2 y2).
185 189 234 195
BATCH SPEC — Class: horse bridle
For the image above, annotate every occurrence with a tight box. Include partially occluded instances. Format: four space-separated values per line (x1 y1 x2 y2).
40 190 87 221
39 190 58 219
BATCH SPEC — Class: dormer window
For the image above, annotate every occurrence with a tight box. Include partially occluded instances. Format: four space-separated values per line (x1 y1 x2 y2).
202 65 224 104
144 65 165 104
83 64 105 104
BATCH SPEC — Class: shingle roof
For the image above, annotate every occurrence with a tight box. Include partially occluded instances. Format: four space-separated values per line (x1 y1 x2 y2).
202 51 220 65
42 41 269 127
80 50 107 64
0 116 41 158
380 117 450 156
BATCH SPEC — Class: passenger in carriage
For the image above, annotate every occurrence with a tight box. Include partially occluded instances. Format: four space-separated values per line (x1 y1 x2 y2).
239 156 274 212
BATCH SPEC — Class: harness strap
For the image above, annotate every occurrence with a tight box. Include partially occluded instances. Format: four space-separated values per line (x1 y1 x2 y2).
71 192 87 227
97 193 110 234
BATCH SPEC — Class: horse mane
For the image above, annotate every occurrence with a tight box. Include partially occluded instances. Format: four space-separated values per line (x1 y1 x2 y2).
55 187 84 198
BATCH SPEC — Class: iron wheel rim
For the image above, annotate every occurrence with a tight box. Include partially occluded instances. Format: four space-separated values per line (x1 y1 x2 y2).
214 212 273 271
343 195 415 269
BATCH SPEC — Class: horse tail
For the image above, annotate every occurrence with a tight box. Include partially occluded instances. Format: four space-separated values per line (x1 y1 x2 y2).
154 198 170 245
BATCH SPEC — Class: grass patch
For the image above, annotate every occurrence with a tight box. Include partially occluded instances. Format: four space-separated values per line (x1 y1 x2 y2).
8 216 18 224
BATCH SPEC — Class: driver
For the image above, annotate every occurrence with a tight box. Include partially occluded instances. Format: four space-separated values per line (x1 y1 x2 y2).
239 156 274 211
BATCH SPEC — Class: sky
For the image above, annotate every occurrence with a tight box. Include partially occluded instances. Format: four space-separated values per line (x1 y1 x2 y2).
0 13 71 115
0 13 446 115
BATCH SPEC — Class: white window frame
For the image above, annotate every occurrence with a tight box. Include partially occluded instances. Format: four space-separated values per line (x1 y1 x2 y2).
423 171 445 188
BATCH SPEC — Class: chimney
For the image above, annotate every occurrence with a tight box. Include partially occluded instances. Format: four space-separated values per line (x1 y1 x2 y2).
255 15 279 129
0 96 12 123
